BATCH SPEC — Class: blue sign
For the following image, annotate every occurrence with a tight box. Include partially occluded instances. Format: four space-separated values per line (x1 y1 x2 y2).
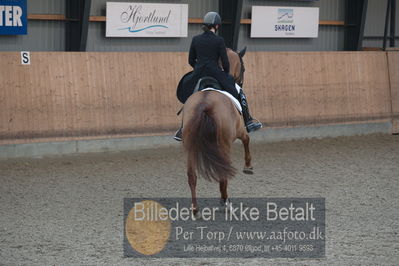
0 0 27 35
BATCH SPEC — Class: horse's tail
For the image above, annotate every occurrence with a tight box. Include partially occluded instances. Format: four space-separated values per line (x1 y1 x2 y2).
184 102 236 182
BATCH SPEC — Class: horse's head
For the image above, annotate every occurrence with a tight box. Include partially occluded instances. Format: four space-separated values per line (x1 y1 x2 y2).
227 47 246 87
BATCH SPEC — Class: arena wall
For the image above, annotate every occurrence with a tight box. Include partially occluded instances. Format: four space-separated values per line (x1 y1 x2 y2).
387 52 399 133
0 51 396 145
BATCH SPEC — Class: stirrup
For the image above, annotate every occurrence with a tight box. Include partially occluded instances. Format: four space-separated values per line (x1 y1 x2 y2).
173 128 182 141
246 118 262 133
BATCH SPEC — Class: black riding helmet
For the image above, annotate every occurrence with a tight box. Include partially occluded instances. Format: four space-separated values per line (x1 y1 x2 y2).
203 12 221 27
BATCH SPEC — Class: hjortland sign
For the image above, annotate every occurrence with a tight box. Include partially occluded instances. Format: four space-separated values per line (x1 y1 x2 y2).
106 2 188 38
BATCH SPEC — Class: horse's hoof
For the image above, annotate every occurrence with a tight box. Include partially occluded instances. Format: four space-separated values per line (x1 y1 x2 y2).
221 199 234 213
243 167 254 175
192 211 202 220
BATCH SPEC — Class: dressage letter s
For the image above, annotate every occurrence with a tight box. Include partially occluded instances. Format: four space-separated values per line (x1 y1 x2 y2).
22 52 29 64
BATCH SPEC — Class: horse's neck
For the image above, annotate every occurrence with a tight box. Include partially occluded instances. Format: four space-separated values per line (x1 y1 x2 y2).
226 48 241 80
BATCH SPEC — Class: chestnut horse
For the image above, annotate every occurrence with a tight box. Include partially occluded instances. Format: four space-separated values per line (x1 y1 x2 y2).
182 48 253 216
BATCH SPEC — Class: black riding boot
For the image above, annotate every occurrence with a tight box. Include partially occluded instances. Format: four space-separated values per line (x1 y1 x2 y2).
239 90 262 133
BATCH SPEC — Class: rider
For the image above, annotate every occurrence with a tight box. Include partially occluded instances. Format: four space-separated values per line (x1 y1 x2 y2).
174 11 262 141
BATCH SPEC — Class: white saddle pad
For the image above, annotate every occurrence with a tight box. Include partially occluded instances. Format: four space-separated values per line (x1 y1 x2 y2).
201 87 242 113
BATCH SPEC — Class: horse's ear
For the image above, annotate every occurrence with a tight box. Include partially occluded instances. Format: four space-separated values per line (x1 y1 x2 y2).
238 46 247 58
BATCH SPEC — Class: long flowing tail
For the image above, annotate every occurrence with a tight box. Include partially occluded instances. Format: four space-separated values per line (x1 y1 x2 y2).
184 102 236 182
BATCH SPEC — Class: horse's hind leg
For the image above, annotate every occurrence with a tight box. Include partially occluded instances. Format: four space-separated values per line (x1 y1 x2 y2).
187 160 199 217
219 179 228 203
219 179 233 211
241 134 253 174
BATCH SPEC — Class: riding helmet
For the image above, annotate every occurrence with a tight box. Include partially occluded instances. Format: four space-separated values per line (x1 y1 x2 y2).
203 12 221 27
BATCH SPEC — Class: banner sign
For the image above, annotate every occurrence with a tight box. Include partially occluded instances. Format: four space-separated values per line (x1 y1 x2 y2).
251 6 319 38
0 0 27 35
106 2 188 37
124 198 325 258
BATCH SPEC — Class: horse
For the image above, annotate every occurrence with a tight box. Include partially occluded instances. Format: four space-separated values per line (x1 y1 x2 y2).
181 48 253 216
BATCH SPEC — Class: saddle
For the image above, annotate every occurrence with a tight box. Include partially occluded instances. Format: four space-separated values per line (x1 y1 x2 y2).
193 77 223 93
194 77 242 113
176 72 241 112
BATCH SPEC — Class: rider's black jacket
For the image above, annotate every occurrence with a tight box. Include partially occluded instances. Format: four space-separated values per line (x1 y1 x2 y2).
186 31 238 100
189 31 230 74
